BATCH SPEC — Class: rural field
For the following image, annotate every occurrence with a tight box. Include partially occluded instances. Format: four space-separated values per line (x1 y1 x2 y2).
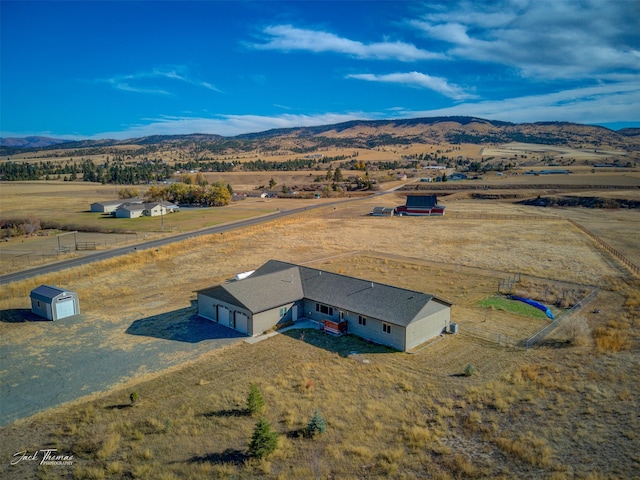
1 125 639 478
1 171 639 478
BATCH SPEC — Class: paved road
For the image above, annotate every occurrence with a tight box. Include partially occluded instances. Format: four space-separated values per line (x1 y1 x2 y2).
0 207 307 285
0 189 398 285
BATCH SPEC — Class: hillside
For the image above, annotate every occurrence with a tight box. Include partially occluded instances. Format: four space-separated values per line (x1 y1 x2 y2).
0 136 72 149
2 117 638 156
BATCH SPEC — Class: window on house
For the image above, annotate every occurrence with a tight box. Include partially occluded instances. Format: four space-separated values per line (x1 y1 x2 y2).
383 323 391 334
317 303 333 316
280 307 287 317
358 315 367 326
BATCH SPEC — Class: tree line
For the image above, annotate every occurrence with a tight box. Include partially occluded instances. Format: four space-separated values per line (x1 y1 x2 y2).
145 181 232 207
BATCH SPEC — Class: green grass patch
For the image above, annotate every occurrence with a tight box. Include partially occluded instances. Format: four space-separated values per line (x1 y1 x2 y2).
478 296 550 319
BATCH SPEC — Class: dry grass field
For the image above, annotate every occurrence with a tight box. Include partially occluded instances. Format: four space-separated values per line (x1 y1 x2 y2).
1 178 639 479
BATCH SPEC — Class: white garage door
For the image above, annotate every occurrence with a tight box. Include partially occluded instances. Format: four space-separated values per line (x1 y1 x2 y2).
235 312 248 334
218 306 229 324
55 299 75 319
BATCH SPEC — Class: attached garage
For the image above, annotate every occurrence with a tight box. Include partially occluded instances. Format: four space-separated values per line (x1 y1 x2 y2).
30 285 80 321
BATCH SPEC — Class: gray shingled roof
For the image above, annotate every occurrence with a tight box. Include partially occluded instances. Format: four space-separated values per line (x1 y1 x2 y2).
199 260 451 327
198 265 304 314
30 285 73 302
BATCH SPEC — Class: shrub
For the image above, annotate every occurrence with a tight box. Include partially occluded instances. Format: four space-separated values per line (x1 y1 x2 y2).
558 315 591 346
129 392 139 405
247 383 265 416
464 364 475 377
248 418 278 459
306 410 327 438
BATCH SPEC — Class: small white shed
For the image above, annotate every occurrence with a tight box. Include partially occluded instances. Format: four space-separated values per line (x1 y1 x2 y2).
30 285 80 321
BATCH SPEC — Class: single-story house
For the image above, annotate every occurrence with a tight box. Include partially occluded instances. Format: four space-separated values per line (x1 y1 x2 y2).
396 195 446 216
370 206 395 216
30 285 80 321
197 260 452 351
90 199 143 213
114 201 179 218
115 204 146 218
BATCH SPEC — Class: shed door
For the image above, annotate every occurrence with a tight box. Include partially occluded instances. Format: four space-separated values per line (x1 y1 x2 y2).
55 299 75 319
235 312 248 334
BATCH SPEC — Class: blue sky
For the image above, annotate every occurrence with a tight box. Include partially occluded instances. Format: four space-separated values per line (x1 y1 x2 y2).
1 0 639 140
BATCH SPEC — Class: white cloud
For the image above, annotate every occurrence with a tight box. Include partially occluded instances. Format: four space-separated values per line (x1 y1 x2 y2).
347 71 475 100
253 24 445 61
411 0 640 79
92 112 368 140
400 79 640 125
92 80 638 139
100 66 221 94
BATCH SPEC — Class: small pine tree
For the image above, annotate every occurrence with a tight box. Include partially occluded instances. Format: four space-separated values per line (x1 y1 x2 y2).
306 410 327 438
248 418 278 459
463 364 475 377
247 383 265 416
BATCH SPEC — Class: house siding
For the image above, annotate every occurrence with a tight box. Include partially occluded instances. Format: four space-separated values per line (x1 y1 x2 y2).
197 293 219 321
405 302 451 351
353 316 406 351
252 301 297 336
31 299 50 319
197 294 252 332
301 299 338 323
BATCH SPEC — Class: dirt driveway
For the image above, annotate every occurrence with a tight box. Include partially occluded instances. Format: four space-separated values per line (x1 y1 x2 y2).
0 306 244 426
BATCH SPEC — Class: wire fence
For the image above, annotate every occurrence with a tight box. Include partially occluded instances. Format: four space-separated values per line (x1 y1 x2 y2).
461 326 519 347
401 183 640 192
0 232 142 275
523 287 600 349
447 213 560 221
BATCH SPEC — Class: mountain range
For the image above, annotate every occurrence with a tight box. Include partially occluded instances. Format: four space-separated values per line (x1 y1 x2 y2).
2 117 639 153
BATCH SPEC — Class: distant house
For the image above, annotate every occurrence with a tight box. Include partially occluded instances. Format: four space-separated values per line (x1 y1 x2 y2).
396 195 446 216
90 199 142 213
30 285 80 321
370 206 395 216
449 173 468 181
114 201 178 218
197 260 452 351
115 204 146 218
